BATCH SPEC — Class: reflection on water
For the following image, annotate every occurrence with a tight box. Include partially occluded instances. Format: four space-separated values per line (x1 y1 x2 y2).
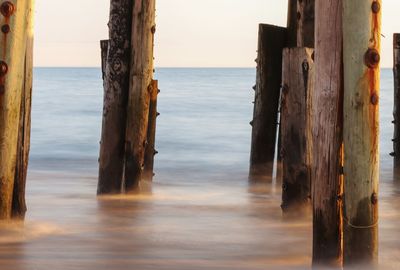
0 68 398 269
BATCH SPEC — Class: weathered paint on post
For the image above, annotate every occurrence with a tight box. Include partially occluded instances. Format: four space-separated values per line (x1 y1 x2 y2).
249 24 287 182
297 0 315 48
312 0 343 266
343 0 381 265
98 0 133 195
281 47 314 213
393 34 400 165
143 79 158 181
0 0 33 219
124 0 156 192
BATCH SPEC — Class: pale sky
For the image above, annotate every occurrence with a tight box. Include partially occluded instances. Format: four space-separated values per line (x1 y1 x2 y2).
34 0 400 68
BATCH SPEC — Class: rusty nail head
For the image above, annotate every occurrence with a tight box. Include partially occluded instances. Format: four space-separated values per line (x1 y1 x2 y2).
0 1 15 17
371 92 379 105
0 61 8 76
371 2 380 13
371 192 378 205
151 25 156 34
364 48 380 68
1 24 9 34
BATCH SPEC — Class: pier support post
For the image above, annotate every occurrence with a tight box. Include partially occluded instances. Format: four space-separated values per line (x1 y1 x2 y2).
123 0 156 192
343 0 381 265
297 0 315 48
249 24 287 181
0 0 34 219
312 0 343 266
143 79 158 181
280 47 314 213
393 34 400 165
98 0 133 195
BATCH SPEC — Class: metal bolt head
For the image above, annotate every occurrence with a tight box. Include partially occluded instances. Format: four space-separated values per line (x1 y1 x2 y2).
371 92 379 105
1 24 9 34
364 48 380 68
0 1 15 17
0 61 8 76
371 2 380 13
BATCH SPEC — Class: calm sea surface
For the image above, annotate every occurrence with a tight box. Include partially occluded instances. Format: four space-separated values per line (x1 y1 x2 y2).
0 68 398 269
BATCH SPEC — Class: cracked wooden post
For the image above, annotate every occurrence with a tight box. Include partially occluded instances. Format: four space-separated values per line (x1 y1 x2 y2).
143 79 158 181
393 34 400 165
0 0 34 219
280 47 313 213
343 0 381 265
249 24 287 182
98 0 133 195
123 0 156 192
312 0 343 266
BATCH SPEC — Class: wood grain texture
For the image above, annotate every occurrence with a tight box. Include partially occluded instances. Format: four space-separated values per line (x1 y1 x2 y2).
393 34 400 165
281 47 313 213
124 0 156 192
98 0 133 195
0 0 32 219
343 0 381 265
12 0 34 219
249 24 287 182
143 80 158 181
297 0 315 48
311 0 343 266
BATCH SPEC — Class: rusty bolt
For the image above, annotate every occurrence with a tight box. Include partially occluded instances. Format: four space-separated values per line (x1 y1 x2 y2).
371 192 378 205
1 24 9 34
151 25 156 34
371 92 379 105
364 48 380 68
0 1 15 17
0 61 8 76
371 2 380 14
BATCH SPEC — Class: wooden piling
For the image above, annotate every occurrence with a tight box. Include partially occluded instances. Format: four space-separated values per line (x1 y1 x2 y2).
280 47 314 213
393 33 400 165
249 24 287 181
0 0 34 219
343 0 381 265
100 40 108 80
143 80 158 181
12 1 34 219
123 0 156 192
98 0 133 195
312 0 343 266
297 0 315 48
287 0 298 47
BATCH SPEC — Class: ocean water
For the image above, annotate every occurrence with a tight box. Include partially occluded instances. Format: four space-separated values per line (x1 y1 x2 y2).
0 68 398 269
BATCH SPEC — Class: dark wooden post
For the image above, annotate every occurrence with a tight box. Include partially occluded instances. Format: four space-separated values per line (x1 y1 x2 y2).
287 0 298 47
343 0 381 265
98 0 133 195
100 40 108 80
249 24 287 181
297 0 315 48
124 0 156 192
143 80 158 181
393 34 400 165
0 0 34 219
280 47 314 213
312 0 343 266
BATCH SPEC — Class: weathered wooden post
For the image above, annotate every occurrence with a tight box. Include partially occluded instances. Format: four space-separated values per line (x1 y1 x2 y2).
0 0 34 219
143 79 158 181
343 0 381 265
297 0 315 48
311 0 343 266
98 0 133 195
280 47 314 213
286 0 298 47
393 34 400 165
123 0 156 192
100 40 108 80
249 24 287 181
